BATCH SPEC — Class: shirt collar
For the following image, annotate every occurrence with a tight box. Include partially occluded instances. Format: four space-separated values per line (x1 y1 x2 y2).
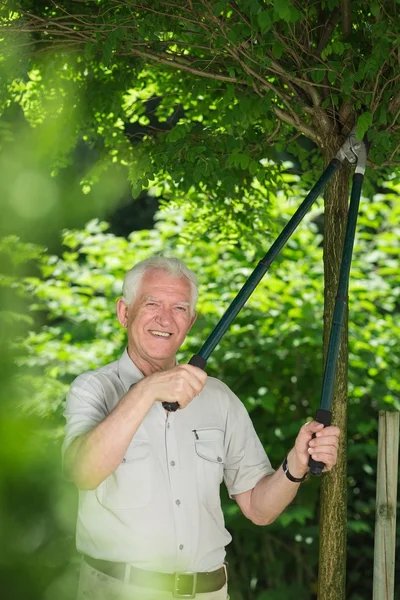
118 348 145 391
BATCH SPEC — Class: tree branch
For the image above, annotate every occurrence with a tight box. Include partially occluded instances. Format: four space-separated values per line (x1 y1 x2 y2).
338 99 355 132
388 90 400 122
267 58 321 107
266 120 281 144
130 2 208 30
11 10 90 42
195 5 307 124
127 48 242 84
274 107 322 145
229 1 252 28
341 0 352 36
371 44 400 112
373 71 400 115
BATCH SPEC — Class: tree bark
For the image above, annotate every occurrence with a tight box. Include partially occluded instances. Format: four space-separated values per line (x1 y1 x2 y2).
317 154 351 600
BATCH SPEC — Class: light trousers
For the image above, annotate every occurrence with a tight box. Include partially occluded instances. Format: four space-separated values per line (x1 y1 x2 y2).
77 560 230 600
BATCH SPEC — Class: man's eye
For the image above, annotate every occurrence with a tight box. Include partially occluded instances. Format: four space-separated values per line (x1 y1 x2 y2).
175 306 187 312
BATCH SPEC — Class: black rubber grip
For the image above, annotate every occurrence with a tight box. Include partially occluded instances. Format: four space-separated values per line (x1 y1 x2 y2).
189 354 207 369
308 408 332 476
162 401 179 412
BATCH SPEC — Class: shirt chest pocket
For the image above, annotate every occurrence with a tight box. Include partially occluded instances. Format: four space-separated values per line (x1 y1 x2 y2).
194 428 225 506
97 441 152 510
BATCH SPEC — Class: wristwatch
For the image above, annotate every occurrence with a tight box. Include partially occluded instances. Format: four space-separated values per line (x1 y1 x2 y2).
282 455 308 483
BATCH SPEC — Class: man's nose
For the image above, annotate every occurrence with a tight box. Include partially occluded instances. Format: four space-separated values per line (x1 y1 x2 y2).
155 307 172 326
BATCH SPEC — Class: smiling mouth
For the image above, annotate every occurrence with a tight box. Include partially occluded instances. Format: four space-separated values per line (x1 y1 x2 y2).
149 330 172 338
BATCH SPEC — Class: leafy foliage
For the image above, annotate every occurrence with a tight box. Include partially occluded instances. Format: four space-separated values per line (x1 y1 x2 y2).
2 0 400 218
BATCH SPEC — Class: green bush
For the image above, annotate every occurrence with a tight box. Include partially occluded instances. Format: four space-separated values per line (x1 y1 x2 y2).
1 187 399 599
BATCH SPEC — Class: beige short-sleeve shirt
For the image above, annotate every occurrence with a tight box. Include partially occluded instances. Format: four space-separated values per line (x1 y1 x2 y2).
63 349 274 573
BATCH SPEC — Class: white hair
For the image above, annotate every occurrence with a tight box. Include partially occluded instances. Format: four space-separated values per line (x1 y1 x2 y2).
122 256 199 313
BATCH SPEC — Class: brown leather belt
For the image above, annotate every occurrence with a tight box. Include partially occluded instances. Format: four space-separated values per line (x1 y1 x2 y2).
84 555 226 598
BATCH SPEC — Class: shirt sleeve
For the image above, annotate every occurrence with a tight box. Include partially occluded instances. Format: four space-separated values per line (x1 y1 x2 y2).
223 386 275 497
62 373 108 459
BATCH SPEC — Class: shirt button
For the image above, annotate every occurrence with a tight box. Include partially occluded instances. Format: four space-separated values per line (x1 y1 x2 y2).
170 461 176 466
179 544 184 550
167 423 171 429
175 499 181 506
122 458 126 463
217 457 222 462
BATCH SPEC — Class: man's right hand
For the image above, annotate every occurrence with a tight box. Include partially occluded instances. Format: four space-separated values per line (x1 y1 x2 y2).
134 364 207 409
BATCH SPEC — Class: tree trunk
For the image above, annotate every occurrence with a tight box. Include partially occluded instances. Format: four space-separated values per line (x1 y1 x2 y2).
317 156 351 600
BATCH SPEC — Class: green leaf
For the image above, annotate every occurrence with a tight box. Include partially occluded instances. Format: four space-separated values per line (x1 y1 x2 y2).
288 5 301 22
311 69 326 84
272 40 284 59
273 0 291 21
166 127 184 143
321 44 332 60
347 520 371 533
249 159 259 175
258 11 272 32
327 70 336 85
278 506 313 526
356 111 373 140
331 40 345 55
186 146 207 163
377 106 387 126
101 39 113 66
239 154 249 169
370 1 380 16
131 179 142 198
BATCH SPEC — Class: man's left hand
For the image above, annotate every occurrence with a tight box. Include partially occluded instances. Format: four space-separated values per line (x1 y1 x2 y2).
287 421 340 477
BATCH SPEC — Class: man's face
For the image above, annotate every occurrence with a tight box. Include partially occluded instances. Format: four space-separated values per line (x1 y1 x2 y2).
117 269 196 370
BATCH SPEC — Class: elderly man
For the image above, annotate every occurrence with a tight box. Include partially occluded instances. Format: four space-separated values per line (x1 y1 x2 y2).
63 256 339 600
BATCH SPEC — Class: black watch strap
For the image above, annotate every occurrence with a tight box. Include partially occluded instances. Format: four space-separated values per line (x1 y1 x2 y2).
282 456 308 483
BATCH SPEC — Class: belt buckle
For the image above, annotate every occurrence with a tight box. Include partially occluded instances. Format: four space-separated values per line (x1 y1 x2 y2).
173 572 197 599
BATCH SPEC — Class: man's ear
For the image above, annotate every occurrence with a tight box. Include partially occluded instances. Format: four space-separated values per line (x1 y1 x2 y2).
116 298 129 327
189 311 198 331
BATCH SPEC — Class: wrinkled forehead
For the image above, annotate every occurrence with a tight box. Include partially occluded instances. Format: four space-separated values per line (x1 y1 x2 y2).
138 269 192 300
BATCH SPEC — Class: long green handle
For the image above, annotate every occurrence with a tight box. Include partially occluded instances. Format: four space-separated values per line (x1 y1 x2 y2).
309 172 364 476
192 159 341 366
162 159 341 412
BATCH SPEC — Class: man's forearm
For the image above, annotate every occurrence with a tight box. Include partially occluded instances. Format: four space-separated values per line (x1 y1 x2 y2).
64 385 154 490
236 421 339 526
248 448 307 525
